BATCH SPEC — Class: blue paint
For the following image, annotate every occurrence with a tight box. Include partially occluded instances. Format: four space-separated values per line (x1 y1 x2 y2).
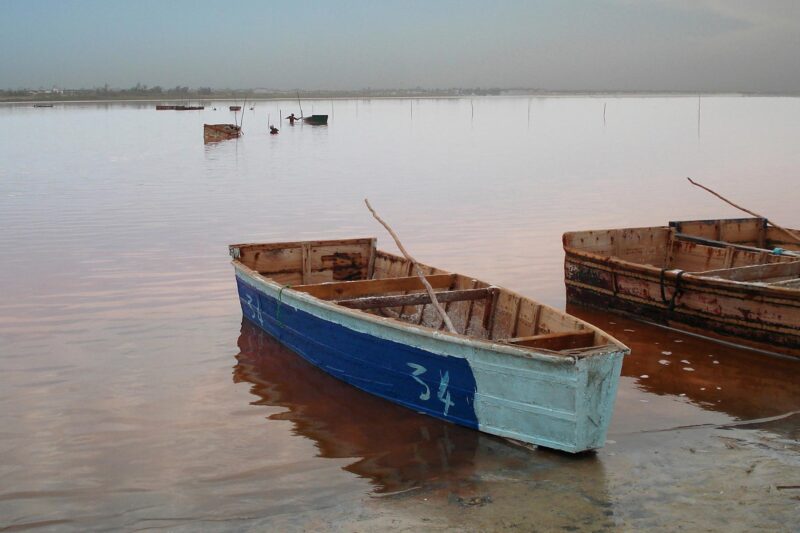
236 277 480 429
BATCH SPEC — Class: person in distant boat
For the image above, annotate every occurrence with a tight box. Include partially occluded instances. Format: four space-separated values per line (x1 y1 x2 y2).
287 113 298 125
270 125 279 135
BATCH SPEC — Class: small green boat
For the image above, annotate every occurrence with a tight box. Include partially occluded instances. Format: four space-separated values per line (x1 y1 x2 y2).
303 114 328 125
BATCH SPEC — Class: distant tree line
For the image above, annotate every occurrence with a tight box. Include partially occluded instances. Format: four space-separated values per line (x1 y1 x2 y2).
0 84 505 102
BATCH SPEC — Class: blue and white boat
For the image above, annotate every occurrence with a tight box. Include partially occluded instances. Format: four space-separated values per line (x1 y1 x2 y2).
229 238 629 453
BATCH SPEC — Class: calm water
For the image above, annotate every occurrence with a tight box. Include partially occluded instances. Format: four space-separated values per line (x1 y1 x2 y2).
1 97 799 531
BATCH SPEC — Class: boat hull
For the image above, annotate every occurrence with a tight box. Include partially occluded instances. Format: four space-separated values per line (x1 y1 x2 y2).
303 114 328 125
234 267 625 453
564 252 800 357
203 123 241 143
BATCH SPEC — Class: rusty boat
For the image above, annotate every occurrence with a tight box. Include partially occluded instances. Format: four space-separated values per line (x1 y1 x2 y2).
564 217 800 358
230 238 629 453
203 123 241 143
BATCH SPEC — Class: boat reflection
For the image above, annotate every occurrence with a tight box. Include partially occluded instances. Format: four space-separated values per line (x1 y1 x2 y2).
232 319 612 501
233 318 484 493
568 305 800 423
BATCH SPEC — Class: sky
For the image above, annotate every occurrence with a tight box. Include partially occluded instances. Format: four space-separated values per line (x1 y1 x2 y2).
1 0 799 93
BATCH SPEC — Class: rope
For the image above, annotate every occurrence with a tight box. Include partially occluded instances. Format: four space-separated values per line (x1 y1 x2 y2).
669 271 686 312
276 285 291 327
659 268 685 312
659 268 669 303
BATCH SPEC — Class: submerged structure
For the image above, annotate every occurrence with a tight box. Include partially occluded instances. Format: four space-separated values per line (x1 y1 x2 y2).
203 123 241 143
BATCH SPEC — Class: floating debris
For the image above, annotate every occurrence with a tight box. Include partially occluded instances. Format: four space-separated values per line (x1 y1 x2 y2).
681 359 691 364
659 360 670 365
662 351 672 356
640 374 649 378
683 367 695 372
624 328 636 332
451 494 493 507
713 360 720 364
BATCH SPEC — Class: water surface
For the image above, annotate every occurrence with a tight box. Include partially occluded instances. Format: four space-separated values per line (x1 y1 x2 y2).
1 97 798 531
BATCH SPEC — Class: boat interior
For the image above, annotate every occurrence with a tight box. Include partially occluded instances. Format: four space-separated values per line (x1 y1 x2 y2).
564 218 800 288
231 238 618 354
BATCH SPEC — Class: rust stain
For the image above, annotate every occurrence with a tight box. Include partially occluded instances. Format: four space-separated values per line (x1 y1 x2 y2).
322 252 365 281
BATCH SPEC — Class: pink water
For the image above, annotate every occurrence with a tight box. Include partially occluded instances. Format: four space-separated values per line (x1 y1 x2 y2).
1 97 798 530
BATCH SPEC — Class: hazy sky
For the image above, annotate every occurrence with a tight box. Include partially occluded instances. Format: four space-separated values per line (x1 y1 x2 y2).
1 0 799 92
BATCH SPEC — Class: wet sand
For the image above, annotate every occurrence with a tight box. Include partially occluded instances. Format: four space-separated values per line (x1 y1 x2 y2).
232 317 800 532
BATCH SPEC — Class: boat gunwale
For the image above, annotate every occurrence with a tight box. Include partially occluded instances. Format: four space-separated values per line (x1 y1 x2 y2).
231 258 627 365
563 227 800 299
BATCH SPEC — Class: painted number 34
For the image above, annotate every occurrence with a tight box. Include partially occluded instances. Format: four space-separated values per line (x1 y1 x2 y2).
407 363 455 416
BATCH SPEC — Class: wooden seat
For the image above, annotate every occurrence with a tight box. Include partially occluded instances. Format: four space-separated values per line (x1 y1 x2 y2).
336 288 494 310
292 274 454 300
697 261 800 282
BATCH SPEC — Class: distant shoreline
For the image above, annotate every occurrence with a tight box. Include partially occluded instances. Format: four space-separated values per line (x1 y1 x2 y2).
2 90 799 104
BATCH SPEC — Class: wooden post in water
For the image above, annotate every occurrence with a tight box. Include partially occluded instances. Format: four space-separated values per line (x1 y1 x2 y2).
697 96 701 138
296 91 304 118
364 199 457 333
528 98 531 129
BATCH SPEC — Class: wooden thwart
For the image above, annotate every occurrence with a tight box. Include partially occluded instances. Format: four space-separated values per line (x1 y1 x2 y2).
676 233 799 258
293 274 454 300
504 331 596 351
699 261 800 282
365 198 457 333
337 288 493 310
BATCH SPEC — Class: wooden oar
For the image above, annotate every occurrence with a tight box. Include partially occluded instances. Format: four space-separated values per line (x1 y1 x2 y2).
687 177 800 244
365 199 457 333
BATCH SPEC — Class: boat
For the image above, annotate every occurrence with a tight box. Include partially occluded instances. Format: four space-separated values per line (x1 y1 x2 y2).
303 114 328 125
159 105 204 111
33 104 54 108
229 237 629 453
203 123 241 143
564 217 800 357
229 105 242 111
